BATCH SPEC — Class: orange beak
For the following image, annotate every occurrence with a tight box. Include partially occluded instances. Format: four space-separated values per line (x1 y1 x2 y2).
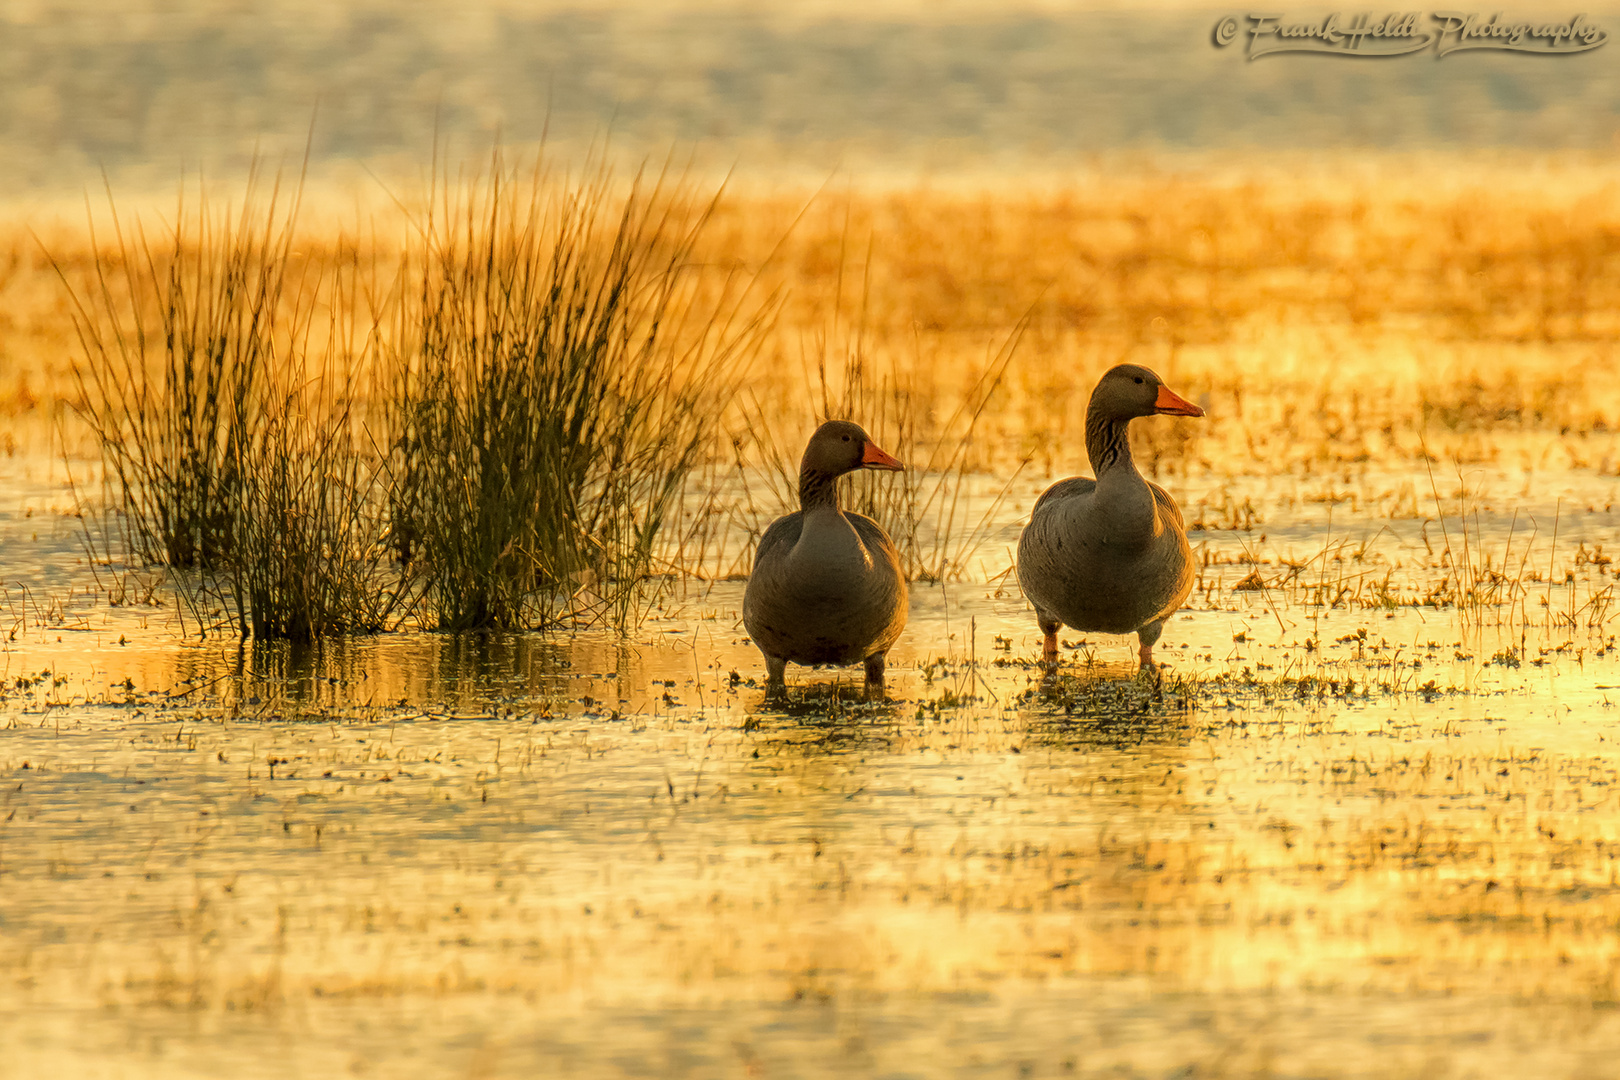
1154 385 1205 417
861 440 905 471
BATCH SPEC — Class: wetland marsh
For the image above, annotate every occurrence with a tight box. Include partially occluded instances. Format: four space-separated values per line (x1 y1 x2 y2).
5 159 1620 1077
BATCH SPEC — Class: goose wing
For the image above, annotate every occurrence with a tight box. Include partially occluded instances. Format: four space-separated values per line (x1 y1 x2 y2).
1031 476 1097 516
1147 481 1186 530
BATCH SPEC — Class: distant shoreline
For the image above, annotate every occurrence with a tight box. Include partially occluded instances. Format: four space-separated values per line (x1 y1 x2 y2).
3 5 1618 192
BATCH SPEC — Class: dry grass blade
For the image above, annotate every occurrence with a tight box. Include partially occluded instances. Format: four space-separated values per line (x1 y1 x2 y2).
733 227 1031 583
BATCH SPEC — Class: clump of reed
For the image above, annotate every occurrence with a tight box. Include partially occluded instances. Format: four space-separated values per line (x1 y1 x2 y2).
56 153 771 639
221 308 401 641
56 165 404 640
385 154 769 630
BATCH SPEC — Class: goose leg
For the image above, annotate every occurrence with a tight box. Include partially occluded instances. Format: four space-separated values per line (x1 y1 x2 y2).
764 655 787 695
1037 613 1062 669
863 652 887 698
1136 620 1165 671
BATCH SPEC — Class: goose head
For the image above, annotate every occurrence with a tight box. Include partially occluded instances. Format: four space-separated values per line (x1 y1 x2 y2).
801 420 904 480
1089 364 1204 421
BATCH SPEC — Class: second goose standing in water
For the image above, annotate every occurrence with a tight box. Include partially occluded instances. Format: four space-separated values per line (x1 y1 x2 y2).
1017 364 1205 672
743 420 908 696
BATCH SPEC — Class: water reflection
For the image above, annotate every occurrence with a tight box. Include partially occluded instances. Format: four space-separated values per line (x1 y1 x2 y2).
7 587 1620 1076
744 698 907 765
10 469 1620 1076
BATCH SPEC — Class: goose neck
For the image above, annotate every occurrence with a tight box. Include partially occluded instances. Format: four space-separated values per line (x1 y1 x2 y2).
798 470 842 512
1085 407 1137 478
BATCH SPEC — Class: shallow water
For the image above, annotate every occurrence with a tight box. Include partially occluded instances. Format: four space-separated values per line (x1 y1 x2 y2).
5 438 1620 1078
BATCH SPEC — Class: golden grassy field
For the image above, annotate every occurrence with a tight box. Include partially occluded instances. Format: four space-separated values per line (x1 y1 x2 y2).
7 155 1619 468
4 154 1620 1077
11 155 1618 604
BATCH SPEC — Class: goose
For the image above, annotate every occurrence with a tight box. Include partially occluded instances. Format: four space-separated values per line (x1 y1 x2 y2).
1017 364 1204 672
743 420 907 695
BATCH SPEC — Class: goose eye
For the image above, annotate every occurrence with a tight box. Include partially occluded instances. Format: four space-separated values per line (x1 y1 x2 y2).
1134 376 1144 384
842 435 850 442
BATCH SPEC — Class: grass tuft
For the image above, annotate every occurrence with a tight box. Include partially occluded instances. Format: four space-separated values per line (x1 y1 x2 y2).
55 163 405 640
387 152 770 630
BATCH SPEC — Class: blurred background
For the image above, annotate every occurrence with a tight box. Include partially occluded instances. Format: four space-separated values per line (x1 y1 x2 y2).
3 0 1618 193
